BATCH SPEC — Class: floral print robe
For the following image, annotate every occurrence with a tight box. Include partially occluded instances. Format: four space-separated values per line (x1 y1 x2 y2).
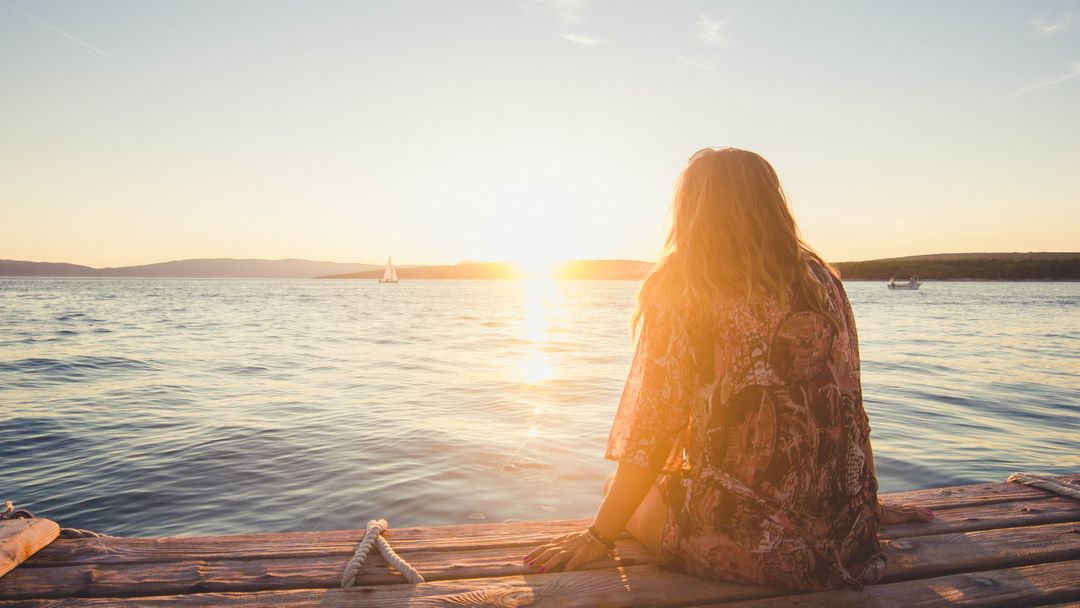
606 262 885 591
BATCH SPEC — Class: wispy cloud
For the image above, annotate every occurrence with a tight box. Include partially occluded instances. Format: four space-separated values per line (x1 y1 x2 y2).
675 54 718 72
0 0 112 58
694 14 727 45
1031 12 1079 37
678 14 730 72
524 0 592 25
525 0 612 46
560 33 610 47
1001 61 1080 101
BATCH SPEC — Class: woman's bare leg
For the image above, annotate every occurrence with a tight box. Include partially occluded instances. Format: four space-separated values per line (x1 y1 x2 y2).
603 473 666 554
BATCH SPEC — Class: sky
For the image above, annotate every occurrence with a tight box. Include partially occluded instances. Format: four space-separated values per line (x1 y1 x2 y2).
2 0 1079 268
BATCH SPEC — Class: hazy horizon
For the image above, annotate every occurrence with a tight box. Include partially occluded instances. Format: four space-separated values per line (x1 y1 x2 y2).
3 1 1079 268
7 249 1080 270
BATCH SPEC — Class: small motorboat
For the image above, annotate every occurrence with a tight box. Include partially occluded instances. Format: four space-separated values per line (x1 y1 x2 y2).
888 276 921 290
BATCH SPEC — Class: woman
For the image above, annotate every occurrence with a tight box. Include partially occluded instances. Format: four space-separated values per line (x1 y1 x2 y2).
525 148 931 591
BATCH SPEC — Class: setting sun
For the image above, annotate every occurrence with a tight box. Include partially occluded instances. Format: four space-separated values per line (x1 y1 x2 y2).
510 254 560 279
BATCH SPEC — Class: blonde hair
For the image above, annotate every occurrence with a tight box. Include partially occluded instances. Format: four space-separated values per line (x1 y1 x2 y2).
633 147 839 333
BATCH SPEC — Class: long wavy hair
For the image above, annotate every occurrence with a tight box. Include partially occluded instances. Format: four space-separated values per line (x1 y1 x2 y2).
632 147 839 333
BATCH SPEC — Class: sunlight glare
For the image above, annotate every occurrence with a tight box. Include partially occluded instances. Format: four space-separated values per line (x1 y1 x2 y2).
512 253 558 279
519 351 552 384
516 280 562 384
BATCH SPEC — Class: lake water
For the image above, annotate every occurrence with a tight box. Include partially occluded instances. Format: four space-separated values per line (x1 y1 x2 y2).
1 279 1077 537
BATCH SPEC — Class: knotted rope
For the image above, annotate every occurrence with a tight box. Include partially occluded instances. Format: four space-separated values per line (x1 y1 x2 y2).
1 501 111 539
1008 473 1080 501
341 519 424 587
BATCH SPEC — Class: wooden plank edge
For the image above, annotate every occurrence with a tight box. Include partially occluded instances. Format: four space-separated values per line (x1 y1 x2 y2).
21 473 1077 567
19 492 1079 571
3 520 1079 601
2 559 1078 608
882 474 1080 510
0 520 59 579
699 558 1080 607
880 496 1080 540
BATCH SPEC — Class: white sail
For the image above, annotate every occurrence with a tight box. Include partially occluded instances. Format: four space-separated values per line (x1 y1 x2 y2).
381 257 398 282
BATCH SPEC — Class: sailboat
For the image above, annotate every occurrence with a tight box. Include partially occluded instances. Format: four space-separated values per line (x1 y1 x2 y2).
378 257 399 283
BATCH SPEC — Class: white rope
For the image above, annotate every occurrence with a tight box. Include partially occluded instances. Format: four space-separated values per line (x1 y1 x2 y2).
373 534 424 583
1008 472 1080 501
341 519 424 587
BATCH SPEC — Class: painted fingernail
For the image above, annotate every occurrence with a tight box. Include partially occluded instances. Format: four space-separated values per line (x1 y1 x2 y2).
528 561 534 567
539 567 545 572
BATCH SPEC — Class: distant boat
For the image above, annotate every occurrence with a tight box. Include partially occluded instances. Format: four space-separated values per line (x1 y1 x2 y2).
888 277 921 290
378 257 399 283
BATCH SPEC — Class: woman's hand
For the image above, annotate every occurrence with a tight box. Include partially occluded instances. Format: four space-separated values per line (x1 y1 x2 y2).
524 531 610 573
879 502 934 524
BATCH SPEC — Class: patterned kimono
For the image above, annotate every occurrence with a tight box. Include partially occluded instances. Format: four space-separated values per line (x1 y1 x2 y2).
606 261 885 591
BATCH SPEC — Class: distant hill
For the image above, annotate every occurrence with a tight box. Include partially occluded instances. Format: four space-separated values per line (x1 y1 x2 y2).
322 262 525 280
0 258 381 278
833 252 1080 280
860 252 1078 262
5 253 1077 280
326 253 1080 281
0 260 98 277
321 259 655 280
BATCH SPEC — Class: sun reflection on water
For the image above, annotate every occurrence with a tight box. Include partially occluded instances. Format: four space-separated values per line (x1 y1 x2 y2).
516 279 563 385
519 351 552 384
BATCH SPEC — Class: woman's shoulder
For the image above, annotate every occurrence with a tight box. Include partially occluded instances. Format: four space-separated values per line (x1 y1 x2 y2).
803 256 849 309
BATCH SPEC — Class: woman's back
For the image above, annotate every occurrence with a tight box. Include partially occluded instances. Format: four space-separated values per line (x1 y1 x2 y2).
608 258 885 591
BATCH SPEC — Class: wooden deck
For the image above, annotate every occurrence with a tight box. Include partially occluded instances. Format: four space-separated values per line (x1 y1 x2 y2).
1 473 1077 607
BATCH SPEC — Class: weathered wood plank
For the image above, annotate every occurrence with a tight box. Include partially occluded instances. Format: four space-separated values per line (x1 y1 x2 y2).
705 559 1080 607
21 477 1068 570
3 474 1076 603
882 474 1080 510
0 563 782 607
20 520 593 568
4 520 1078 600
881 496 1080 539
879 521 1080 582
21 491 1078 574
3 559 1079 607
0 542 653 599
0 520 58 579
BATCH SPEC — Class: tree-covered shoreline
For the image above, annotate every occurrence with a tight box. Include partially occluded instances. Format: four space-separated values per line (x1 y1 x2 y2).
833 258 1080 281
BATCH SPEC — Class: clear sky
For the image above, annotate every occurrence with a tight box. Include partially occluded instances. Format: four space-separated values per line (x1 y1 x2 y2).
2 0 1078 268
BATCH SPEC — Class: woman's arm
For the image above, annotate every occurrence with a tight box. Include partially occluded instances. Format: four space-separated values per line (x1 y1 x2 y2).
592 460 658 541
526 301 690 572
524 459 660 572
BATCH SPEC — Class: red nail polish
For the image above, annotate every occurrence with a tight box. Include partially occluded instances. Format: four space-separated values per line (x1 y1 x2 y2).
539 567 545 572
529 561 534 567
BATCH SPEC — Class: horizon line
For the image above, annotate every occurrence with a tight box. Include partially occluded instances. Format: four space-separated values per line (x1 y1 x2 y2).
3 250 1079 270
